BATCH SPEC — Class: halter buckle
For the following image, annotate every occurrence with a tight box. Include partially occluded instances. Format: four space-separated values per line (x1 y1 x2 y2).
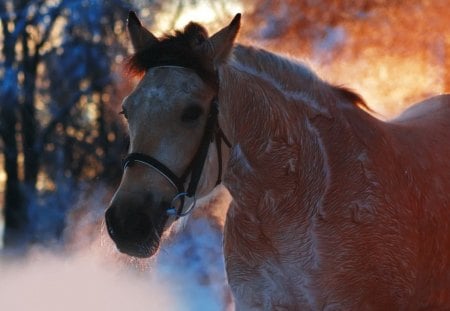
167 192 197 217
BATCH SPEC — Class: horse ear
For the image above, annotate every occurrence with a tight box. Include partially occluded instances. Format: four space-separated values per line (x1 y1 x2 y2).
202 13 241 66
127 11 158 51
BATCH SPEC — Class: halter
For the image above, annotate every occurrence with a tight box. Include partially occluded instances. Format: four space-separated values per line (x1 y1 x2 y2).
121 97 231 218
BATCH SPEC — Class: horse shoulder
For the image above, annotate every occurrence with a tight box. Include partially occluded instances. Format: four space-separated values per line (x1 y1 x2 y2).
307 100 450 307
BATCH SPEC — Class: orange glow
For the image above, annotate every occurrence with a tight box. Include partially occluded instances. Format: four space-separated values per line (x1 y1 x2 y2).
321 53 443 118
240 1 449 118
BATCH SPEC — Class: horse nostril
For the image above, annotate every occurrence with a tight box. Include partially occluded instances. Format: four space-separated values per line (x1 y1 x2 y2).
105 207 120 241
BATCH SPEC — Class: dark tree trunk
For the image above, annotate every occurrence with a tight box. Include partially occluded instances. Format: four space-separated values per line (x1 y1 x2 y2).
0 8 30 248
0 117 29 248
21 28 40 192
1 105 28 247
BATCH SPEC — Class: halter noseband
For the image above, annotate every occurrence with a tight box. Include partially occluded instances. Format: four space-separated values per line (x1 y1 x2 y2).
121 97 230 218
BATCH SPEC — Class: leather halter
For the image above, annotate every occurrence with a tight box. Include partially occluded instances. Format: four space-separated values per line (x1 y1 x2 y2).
121 97 230 218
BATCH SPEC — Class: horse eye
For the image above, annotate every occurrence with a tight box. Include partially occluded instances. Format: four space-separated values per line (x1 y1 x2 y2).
181 105 203 122
119 109 128 119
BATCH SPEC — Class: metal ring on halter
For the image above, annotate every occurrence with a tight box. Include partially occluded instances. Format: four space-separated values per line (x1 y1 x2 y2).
167 192 197 217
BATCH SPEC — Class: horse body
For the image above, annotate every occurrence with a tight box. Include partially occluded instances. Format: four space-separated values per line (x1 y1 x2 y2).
220 47 450 309
107 13 450 310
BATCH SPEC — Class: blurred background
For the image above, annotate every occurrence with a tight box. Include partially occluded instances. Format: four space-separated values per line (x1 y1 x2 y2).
0 0 449 310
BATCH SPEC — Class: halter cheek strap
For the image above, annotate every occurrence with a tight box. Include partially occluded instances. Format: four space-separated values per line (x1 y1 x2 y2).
121 97 230 218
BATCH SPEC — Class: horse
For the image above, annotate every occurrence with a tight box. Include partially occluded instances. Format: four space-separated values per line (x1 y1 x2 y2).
105 12 450 310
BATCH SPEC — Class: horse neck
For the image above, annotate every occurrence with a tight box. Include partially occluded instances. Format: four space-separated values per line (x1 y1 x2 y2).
217 45 375 215
217 62 329 215
218 44 346 145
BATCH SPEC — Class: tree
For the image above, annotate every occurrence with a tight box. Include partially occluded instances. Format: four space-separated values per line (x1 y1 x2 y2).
0 0 132 249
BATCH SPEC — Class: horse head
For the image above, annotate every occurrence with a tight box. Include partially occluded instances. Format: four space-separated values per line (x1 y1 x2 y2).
105 12 240 257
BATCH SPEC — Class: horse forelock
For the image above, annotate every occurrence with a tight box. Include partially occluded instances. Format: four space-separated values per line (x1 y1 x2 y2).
126 23 218 90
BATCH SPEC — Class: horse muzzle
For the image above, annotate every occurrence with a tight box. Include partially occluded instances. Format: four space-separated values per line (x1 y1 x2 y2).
104 204 166 258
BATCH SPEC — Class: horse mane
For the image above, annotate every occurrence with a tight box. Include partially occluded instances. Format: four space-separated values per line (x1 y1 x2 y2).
231 44 370 112
127 21 369 111
126 22 218 88
335 86 371 111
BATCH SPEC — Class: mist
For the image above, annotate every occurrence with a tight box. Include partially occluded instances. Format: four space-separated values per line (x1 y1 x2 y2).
0 253 176 311
0 186 232 311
